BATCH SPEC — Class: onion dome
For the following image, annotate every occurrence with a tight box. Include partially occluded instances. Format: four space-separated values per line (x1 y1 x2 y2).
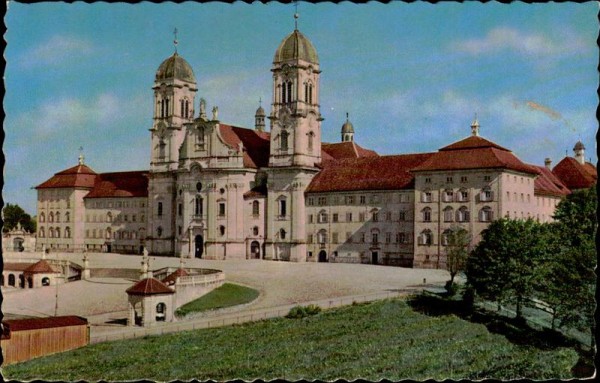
273 29 319 64
341 119 354 134
155 53 196 83
573 141 585 151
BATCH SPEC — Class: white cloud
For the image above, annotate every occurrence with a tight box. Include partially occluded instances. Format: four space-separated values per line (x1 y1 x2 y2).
20 35 94 68
9 93 123 140
452 27 588 57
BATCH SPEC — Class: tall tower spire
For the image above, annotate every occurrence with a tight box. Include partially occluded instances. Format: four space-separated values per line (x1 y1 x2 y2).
294 1 299 30
470 114 480 136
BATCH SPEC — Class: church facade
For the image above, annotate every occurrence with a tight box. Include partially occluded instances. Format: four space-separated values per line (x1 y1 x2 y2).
34 26 596 268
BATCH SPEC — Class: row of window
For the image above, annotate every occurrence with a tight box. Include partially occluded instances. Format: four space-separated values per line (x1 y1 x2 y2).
506 191 532 203
423 175 492 184
421 188 493 203
39 199 71 208
87 212 146 223
85 228 145 240
307 231 410 245
157 97 191 119
308 210 410 224
276 80 314 104
90 200 145 209
307 194 409 206
38 227 71 238
39 212 69 223
418 229 467 246
421 206 493 222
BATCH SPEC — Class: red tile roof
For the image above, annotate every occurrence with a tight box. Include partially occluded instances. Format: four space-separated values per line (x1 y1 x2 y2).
411 136 538 175
2 316 88 333
161 268 189 285
36 164 97 189
3 262 35 272
84 171 149 199
218 124 271 168
552 157 597 190
126 278 174 296
440 135 509 152
531 165 571 197
321 141 378 161
23 259 59 274
307 153 433 193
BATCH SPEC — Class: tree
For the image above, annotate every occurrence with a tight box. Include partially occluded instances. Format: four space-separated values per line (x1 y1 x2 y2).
466 218 550 320
2 203 36 233
445 226 471 287
538 187 596 349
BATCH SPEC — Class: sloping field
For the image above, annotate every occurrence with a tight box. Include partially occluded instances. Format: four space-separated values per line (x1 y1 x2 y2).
3 299 578 381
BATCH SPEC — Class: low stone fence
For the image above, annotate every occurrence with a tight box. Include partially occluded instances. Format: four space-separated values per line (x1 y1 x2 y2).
90 289 414 344
173 272 226 309
89 268 139 280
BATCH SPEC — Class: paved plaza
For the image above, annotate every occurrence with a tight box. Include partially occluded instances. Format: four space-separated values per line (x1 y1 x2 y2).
2 252 450 332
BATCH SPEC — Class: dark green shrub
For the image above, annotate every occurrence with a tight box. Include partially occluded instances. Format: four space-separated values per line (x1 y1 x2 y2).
445 280 459 296
286 304 321 319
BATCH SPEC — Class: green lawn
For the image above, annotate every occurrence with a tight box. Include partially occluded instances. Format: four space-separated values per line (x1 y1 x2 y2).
4 298 581 381
175 283 260 317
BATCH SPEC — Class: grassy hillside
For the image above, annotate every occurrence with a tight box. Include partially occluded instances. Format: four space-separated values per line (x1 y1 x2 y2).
3 299 579 381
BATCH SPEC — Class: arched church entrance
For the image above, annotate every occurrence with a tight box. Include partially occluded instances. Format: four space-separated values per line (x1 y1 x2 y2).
318 250 327 263
194 235 204 258
250 241 261 259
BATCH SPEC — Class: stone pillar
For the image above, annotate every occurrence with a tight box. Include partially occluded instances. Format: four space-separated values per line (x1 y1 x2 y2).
82 252 90 280
128 301 136 326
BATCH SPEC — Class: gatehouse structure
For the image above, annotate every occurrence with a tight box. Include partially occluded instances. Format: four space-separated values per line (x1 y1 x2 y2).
34 21 596 269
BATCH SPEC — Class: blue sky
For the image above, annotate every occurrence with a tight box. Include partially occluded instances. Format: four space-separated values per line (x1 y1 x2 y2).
4 1 598 215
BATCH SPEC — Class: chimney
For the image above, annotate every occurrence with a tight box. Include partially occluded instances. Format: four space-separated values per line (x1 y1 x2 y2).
544 158 552 170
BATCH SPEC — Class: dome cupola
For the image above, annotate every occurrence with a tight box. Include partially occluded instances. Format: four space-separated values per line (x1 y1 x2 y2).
273 29 319 65
155 53 196 83
341 113 354 142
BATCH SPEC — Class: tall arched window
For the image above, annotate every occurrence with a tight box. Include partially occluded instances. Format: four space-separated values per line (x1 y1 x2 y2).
195 196 203 216
286 81 293 103
39 227 45 238
281 83 286 104
158 139 166 159
65 212 70 222
157 226 163 238
457 206 470 222
443 206 454 222
307 131 314 152
279 228 287 240
49 228 55 238
308 83 313 104
157 202 163 216
304 82 309 102
252 200 260 216
317 229 327 244
40 212 45 222
441 229 452 246
419 230 433 245
49 212 54 223
479 206 494 222
422 207 432 222
106 227 111 239
280 130 289 151
278 197 287 218
65 227 71 238
55 212 60 222
219 225 226 236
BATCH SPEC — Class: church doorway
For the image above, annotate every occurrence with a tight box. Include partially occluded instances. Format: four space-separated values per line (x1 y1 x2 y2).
250 241 261 259
106 243 112 253
194 235 204 258
318 250 327 263
371 251 379 265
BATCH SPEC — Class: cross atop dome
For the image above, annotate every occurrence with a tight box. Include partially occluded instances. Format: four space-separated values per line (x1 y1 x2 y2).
173 28 178 53
294 0 299 30
470 114 480 136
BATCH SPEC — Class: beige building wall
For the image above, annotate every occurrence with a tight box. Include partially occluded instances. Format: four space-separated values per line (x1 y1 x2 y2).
305 190 415 266
83 197 147 253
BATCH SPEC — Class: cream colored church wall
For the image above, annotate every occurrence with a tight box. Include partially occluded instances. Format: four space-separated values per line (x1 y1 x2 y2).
305 190 415 266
